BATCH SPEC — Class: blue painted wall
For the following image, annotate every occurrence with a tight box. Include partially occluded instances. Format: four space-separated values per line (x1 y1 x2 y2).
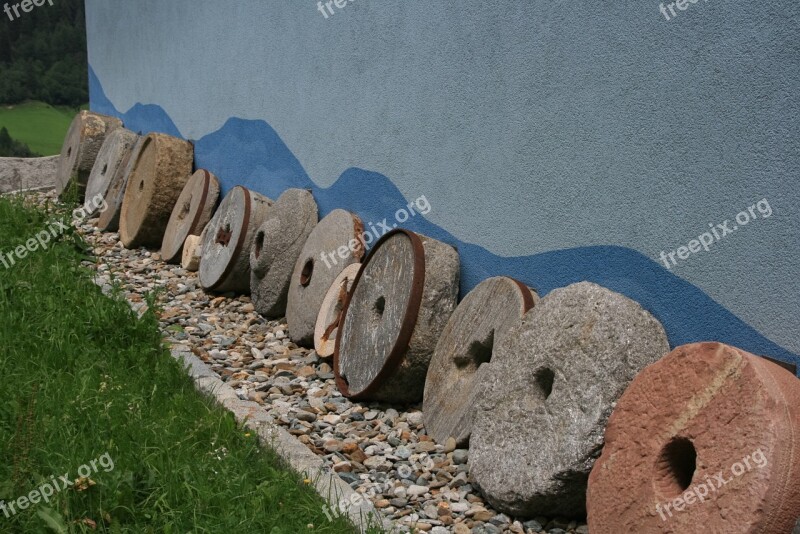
84 0 800 374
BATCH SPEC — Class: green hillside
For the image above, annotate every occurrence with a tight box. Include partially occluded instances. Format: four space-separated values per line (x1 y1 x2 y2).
0 101 79 156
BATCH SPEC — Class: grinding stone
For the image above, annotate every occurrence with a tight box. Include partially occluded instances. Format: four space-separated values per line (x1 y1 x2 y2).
314 263 362 358
84 127 138 216
161 169 221 263
96 135 144 232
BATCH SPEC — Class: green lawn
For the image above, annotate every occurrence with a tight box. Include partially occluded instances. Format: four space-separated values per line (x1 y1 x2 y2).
0 102 84 156
0 193 362 533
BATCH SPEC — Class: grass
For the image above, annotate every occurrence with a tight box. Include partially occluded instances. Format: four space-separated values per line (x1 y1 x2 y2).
0 193 368 533
0 102 85 156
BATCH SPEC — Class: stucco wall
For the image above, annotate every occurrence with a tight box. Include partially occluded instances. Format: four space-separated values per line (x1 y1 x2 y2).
84 0 800 373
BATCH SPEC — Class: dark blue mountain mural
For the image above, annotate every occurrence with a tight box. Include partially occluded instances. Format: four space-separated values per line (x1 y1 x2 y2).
89 66 799 375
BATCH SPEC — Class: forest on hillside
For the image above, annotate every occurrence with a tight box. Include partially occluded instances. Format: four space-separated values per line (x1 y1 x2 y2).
0 0 87 107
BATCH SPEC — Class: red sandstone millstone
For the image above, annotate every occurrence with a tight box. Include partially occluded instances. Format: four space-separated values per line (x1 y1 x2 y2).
160 169 221 263
587 342 800 534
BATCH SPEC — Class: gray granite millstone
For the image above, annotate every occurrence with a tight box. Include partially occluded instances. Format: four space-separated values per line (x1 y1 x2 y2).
84 127 138 215
286 209 364 347
469 281 670 518
250 189 318 318
96 135 144 232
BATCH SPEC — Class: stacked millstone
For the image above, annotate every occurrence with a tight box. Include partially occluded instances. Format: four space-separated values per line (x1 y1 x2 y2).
56 111 122 200
314 263 361 358
96 136 145 232
84 127 139 215
160 169 221 264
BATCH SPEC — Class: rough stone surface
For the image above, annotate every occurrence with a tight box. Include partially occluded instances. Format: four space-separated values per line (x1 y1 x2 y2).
251 189 318 318
119 133 194 248
336 230 460 404
423 277 537 447
182 234 202 271
286 209 364 347
587 342 800 534
55 110 122 199
470 281 670 518
84 127 138 215
315 263 361 358
96 136 144 232
199 186 273 294
0 156 58 193
161 169 220 263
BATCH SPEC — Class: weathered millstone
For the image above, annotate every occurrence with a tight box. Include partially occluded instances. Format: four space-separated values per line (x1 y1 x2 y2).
250 189 318 318
587 342 800 533
286 209 364 347
199 186 273 293
314 263 361 358
160 169 220 263
181 234 202 271
96 136 144 232
334 229 460 403
423 277 537 446
55 110 122 199
84 128 138 215
119 133 194 248
469 281 670 518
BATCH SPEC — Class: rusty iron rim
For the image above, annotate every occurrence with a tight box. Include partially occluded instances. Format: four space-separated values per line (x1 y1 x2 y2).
509 277 536 314
334 228 426 400
207 186 252 292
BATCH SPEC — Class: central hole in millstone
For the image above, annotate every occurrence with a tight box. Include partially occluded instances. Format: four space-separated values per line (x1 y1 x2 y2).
67 147 72 157
101 163 108 176
456 329 495 369
138 180 145 192
534 367 555 400
177 198 192 221
372 296 386 323
254 230 265 259
215 223 233 247
300 259 314 287
655 437 697 498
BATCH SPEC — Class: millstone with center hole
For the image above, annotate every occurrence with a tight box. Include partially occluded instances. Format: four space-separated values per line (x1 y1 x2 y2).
334 229 460 403
250 189 318 318
96 135 144 232
286 209 364 347
469 281 669 518
56 111 122 199
181 235 202 271
587 342 800 534
119 133 194 248
314 263 361 359
199 186 273 293
84 127 138 216
160 169 221 263
423 276 537 446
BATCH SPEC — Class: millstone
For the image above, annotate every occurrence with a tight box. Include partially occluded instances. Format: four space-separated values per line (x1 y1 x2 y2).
55 110 122 199
160 169 221 263
587 342 800 533
181 235 202 271
334 229 460 403
199 186 273 293
314 263 362 358
469 281 670 518
423 276 537 446
250 189 318 318
96 136 144 232
285 209 365 347
84 128 138 216
119 133 194 248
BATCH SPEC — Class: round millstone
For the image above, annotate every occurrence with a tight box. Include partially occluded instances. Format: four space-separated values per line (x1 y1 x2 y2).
56 110 122 199
469 281 670 518
199 186 273 293
96 135 145 232
314 263 362 359
119 133 194 248
83 127 138 216
423 276 537 446
181 234 202 271
160 169 221 263
250 189 318 318
334 229 460 404
285 209 365 347
587 342 800 534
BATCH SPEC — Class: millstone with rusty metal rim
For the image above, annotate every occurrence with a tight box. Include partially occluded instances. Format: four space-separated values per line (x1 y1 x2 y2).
160 169 221 263
96 135 144 232
119 133 194 248
334 229 460 403
423 276 537 446
56 110 122 200
286 209 365 347
250 189 318 319
314 263 361 359
84 128 138 216
182 235 202 271
199 186 273 294
587 342 800 534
